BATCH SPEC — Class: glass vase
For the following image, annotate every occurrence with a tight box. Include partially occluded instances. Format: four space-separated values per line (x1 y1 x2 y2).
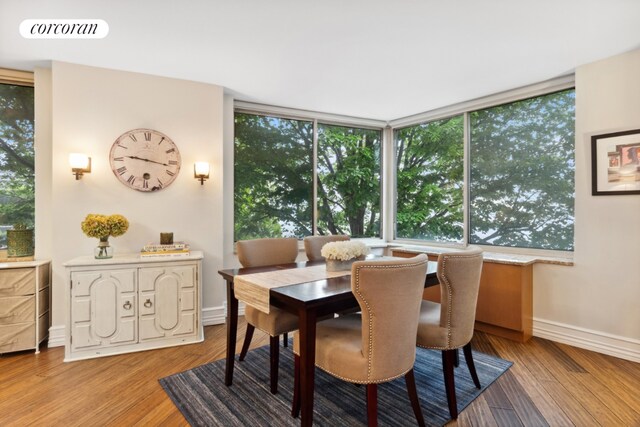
325 256 364 272
95 238 113 259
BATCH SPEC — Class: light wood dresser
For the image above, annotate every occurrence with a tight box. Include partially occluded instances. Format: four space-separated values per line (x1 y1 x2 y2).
0 260 51 354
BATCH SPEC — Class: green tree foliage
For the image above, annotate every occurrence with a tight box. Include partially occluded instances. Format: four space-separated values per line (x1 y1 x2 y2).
317 124 381 237
0 83 34 248
469 89 575 250
234 113 313 240
395 116 464 242
234 114 382 241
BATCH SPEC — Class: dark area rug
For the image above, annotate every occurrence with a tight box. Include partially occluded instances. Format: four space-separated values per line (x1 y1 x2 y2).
160 344 512 426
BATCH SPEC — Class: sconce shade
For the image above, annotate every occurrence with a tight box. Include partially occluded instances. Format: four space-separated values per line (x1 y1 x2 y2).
194 162 210 185
69 153 91 180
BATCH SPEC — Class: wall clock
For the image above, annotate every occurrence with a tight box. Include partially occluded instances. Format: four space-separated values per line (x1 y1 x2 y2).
109 128 181 192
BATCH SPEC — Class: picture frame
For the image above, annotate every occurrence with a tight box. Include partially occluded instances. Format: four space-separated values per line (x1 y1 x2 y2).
591 129 640 195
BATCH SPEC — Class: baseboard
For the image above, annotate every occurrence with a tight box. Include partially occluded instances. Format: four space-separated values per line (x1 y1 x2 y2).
47 325 65 348
202 303 246 326
533 318 640 363
202 306 226 326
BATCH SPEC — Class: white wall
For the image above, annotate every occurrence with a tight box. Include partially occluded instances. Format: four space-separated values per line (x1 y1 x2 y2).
36 52 640 360
47 62 225 329
533 49 640 360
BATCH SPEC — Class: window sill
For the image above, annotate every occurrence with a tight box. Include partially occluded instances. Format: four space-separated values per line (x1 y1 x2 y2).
388 243 573 266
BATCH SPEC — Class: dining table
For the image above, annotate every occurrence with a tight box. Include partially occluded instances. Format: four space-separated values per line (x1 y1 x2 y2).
218 257 439 427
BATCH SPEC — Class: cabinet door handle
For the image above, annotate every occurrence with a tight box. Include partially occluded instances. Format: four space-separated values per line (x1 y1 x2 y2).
144 299 152 308
123 301 132 310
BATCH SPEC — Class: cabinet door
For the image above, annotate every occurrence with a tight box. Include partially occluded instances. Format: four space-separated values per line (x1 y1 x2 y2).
70 269 137 351
138 265 196 341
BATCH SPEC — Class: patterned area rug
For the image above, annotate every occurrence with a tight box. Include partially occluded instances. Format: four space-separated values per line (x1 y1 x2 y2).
160 344 512 426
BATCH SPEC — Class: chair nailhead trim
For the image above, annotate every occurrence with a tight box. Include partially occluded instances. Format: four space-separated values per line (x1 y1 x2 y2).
353 258 428 382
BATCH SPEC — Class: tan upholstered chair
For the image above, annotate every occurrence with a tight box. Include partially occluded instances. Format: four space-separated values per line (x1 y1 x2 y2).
236 237 299 394
303 234 350 261
292 255 429 427
417 247 483 419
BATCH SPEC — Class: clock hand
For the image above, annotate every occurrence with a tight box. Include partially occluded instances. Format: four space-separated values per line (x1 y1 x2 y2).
125 155 169 166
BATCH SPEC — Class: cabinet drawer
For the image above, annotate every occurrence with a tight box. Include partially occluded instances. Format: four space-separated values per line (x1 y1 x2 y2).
0 322 35 352
0 296 35 325
0 268 35 297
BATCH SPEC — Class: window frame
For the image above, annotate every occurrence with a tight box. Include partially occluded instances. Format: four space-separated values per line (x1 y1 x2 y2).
0 68 35 254
234 102 386 241
388 75 576 256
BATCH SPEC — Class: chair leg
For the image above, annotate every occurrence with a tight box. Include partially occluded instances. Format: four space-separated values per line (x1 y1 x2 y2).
405 369 426 427
463 342 481 389
270 335 280 394
366 383 378 427
454 348 460 367
283 332 289 347
291 354 301 417
442 349 458 419
239 324 255 361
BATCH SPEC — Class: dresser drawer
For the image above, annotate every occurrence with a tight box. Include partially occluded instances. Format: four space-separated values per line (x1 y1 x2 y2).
0 296 35 325
0 268 35 297
0 322 35 353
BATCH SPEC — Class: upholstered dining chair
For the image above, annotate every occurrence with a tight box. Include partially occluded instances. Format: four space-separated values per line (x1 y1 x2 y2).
292 255 429 427
236 237 299 394
416 247 484 419
303 234 350 261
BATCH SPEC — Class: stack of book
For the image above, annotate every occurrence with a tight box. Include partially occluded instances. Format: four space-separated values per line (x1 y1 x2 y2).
140 242 190 258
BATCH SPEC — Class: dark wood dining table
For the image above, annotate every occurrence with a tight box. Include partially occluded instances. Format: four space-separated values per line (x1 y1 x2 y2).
218 258 439 427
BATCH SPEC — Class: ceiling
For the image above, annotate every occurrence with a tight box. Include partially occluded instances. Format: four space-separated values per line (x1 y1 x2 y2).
1 0 639 121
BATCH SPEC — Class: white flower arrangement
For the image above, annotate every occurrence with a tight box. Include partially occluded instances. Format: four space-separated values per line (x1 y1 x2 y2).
321 241 370 261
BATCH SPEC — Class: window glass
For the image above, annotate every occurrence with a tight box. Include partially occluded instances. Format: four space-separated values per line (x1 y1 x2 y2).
0 83 35 249
469 89 575 250
395 116 464 242
317 124 381 237
234 113 313 241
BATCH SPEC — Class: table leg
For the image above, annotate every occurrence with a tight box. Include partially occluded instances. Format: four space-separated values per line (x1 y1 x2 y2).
225 279 238 386
298 308 317 427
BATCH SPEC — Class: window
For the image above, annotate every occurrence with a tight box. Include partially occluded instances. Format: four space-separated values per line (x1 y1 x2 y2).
0 82 35 249
469 90 576 250
393 88 575 252
317 124 381 237
395 116 464 242
234 112 382 241
234 113 313 241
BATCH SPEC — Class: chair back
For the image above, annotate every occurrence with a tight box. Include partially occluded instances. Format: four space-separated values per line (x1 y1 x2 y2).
236 238 299 268
352 254 428 382
437 247 483 348
303 235 350 261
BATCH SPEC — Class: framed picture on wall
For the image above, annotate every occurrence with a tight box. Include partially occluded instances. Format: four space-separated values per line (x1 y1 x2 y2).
591 129 640 195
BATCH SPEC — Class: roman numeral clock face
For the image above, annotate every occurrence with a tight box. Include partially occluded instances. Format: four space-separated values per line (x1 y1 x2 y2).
109 129 181 192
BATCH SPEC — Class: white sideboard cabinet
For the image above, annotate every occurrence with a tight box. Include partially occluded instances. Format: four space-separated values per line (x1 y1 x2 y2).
63 251 203 362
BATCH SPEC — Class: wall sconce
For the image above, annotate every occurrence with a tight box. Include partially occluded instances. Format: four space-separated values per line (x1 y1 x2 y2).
69 153 91 180
194 162 210 185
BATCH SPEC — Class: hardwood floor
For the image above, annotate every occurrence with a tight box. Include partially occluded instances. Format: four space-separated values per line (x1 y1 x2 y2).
1 321 639 426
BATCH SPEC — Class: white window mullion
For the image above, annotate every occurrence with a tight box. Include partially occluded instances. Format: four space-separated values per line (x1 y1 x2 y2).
312 119 318 235
463 112 470 247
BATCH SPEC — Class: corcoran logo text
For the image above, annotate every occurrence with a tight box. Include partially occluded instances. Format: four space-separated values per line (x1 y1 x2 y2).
20 19 109 39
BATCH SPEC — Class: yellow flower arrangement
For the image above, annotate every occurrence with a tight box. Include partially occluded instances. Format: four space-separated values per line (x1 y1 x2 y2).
81 214 129 240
